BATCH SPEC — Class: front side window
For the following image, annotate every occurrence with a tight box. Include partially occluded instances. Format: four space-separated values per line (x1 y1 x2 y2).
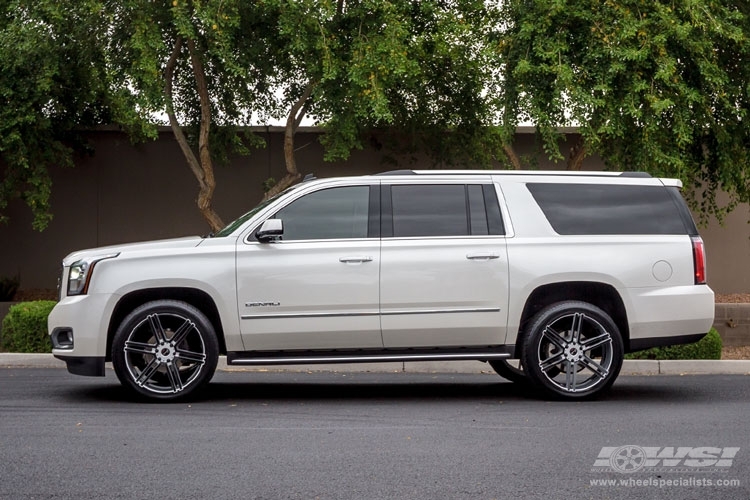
273 186 370 241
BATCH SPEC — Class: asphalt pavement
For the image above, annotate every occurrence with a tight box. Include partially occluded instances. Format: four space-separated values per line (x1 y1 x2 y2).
1 368 749 499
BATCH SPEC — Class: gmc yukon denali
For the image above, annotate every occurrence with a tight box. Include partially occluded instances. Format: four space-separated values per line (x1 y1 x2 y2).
48 170 715 400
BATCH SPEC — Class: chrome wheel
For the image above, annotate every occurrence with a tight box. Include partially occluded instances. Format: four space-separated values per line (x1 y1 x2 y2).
113 300 218 400
522 301 623 399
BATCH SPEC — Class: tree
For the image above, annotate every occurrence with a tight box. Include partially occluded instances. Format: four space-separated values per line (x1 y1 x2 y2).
499 0 750 222
105 0 284 232
0 1 116 230
264 0 505 199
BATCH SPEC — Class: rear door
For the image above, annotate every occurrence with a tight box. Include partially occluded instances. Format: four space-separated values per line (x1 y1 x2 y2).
379 180 510 347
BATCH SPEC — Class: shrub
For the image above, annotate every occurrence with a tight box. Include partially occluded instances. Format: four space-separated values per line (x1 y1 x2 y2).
0 301 56 353
0 275 20 301
625 328 722 360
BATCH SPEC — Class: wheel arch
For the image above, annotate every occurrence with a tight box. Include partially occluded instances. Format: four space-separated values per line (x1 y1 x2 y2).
106 287 227 361
515 281 629 356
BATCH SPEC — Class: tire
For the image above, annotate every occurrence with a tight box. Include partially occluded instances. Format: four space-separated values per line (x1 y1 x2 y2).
112 300 219 401
521 301 623 400
488 359 528 384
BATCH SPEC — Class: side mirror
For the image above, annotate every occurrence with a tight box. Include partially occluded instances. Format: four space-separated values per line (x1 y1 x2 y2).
256 219 283 242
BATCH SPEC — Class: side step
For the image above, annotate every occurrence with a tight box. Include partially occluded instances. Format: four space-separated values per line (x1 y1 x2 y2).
227 348 512 366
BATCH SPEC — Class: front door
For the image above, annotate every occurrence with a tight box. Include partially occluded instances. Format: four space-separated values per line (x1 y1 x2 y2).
236 183 382 351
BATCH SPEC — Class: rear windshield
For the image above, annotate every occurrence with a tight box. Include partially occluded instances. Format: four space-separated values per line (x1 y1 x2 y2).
527 183 690 235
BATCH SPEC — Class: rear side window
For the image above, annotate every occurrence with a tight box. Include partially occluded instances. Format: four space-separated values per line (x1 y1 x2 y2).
527 183 689 235
385 184 505 237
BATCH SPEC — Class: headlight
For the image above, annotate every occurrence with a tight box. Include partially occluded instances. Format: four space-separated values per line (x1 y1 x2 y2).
66 253 119 296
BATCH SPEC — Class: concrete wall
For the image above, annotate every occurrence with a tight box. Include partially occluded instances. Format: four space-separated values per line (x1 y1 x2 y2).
0 128 747 294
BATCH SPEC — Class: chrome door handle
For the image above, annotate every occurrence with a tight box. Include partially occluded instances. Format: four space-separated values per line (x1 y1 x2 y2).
466 253 500 261
339 256 373 263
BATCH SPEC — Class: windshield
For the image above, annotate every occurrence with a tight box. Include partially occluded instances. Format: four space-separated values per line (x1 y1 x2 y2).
213 187 296 237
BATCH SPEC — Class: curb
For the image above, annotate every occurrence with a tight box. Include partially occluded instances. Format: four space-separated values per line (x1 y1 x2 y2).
0 353 749 375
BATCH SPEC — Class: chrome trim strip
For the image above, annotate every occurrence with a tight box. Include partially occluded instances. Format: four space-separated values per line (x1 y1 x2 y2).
229 352 511 365
382 307 501 316
241 311 380 320
241 307 501 320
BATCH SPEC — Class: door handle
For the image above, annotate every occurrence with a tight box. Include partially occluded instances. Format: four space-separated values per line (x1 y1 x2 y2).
466 253 500 261
339 256 373 263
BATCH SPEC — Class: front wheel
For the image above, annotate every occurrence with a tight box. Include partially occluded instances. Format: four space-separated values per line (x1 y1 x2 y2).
112 300 219 401
521 301 623 400
488 359 528 384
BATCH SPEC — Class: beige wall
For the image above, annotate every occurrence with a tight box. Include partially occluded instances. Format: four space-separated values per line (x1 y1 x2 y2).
0 128 747 293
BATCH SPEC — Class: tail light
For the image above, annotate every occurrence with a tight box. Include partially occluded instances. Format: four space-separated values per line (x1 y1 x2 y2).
691 236 707 285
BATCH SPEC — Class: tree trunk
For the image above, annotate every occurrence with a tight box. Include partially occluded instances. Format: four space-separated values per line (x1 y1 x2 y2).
262 82 315 201
163 36 224 233
568 136 587 171
503 143 523 170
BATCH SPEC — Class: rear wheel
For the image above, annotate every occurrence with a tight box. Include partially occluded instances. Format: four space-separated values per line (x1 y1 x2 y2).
112 300 219 401
521 301 623 399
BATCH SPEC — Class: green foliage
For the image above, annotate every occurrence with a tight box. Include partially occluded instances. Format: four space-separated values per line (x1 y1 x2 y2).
4 0 747 229
0 274 19 301
499 0 750 221
0 1 117 230
625 329 722 360
0 300 56 353
296 0 505 167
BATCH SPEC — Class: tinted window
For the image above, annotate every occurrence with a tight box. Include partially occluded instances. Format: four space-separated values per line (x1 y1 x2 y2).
388 184 504 237
468 185 488 235
274 186 370 240
391 185 467 237
527 183 688 235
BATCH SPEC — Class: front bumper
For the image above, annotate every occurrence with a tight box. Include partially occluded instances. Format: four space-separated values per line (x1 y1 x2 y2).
48 292 119 370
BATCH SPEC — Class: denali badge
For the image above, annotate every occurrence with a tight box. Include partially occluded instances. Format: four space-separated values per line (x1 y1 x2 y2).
245 302 281 307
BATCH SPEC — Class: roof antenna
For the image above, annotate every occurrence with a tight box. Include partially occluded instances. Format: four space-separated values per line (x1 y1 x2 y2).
302 173 316 182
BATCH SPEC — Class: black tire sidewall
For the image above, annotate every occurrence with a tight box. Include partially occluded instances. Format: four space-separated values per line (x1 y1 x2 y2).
112 300 219 401
521 301 623 400
488 359 528 384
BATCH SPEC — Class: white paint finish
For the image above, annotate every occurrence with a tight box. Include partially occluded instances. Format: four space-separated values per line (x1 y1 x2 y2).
380 237 509 347
49 293 119 357
652 260 673 282
627 285 715 340
236 239 382 350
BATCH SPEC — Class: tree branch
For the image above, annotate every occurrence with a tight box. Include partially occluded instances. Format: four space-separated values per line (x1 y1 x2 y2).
262 81 316 201
567 136 587 171
503 143 523 170
164 36 206 191
186 37 224 231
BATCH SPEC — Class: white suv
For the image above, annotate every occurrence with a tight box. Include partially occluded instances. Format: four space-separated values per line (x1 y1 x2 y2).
48 170 715 400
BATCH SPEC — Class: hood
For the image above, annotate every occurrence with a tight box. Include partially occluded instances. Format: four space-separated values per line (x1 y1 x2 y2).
62 236 204 266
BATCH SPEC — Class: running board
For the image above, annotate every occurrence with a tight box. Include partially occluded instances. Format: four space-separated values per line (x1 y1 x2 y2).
227 350 512 366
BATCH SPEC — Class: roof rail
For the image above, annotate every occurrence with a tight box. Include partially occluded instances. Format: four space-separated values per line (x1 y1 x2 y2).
618 172 652 178
376 169 416 176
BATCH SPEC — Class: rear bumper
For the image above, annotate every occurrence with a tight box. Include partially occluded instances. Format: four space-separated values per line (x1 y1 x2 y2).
628 332 707 353
627 284 714 345
54 355 106 377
